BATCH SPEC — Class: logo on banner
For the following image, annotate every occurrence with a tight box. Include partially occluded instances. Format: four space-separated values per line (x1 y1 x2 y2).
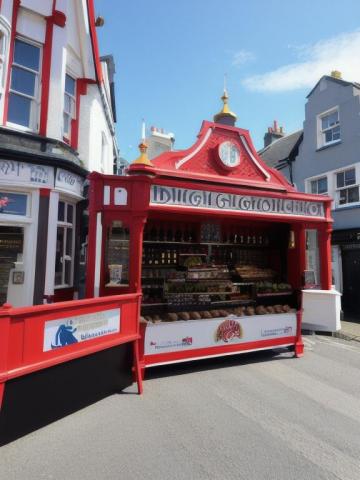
43 309 121 352
51 323 78 349
215 319 243 343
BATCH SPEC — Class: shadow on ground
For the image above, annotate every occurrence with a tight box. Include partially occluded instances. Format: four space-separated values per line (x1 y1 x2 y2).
0 344 134 446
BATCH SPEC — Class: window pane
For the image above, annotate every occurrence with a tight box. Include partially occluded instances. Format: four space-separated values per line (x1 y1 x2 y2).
337 172 344 188
325 130 333 143
63 113 70 134
339 189 347 205
11 66 36 96
66 228 73 256
328 111 338 126
58 201 65 221
14 39 40 71
7 93 31 127
64 94 72 114
318 177 328 194
321 116 329 130
55 228 64 285
345 169 355 186
106 223 130 285
67 204 73 223
332 127 341 141
65 74 75 96
311 180 317 194
348 186 359 203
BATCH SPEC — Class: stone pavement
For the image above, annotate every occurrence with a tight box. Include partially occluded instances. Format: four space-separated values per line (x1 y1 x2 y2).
334 317 360 342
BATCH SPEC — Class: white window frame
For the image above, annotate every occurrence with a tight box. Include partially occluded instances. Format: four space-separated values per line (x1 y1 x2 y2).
7 36 42 132
317 107 340 148
63 72 76 140
0 17 10 93
55 199 76 289
309 175 328 195
335 167 360 208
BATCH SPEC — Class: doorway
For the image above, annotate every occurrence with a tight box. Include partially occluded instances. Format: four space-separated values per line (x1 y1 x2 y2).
341 247 360 319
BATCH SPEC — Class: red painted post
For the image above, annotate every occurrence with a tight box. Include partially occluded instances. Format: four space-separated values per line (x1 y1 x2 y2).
132 340 143 394
294 309 304 357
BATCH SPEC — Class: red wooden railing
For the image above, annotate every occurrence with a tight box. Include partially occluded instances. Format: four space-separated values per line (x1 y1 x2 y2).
0 293 143 410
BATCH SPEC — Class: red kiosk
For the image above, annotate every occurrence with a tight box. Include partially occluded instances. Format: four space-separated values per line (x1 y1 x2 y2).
86 92 333 375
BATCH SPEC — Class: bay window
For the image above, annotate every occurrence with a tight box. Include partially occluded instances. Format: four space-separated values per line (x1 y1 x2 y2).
7 38 41 130
55 200 75 287
63 74 76 140
336 168 359 206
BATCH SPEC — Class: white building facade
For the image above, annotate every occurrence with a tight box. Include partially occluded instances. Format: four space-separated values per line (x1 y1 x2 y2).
0 0 117 306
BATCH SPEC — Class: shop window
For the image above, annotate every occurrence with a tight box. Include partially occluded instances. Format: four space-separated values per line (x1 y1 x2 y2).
310 176 328 195
336 168 359 206
105 221 130 286
7 38 41 130
55 201 75 288
63 73 76 140
318 108 340 147
0 226 24 305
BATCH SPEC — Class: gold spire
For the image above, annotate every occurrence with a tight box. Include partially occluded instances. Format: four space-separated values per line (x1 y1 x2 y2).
213 88 237 125
132 141 154 166
132 119 154 166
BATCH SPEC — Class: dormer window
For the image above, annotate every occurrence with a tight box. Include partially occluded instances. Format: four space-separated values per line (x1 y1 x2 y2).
63 73 76 140
318 108 340 147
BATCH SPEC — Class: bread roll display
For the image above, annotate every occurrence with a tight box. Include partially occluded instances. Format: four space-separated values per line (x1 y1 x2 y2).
245 306 255 316
166 312 178 322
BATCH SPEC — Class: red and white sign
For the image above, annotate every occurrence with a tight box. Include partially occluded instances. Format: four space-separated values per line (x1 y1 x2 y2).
144 313 297 355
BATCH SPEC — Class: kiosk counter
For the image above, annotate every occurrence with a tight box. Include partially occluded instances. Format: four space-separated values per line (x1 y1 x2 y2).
85 112 333 376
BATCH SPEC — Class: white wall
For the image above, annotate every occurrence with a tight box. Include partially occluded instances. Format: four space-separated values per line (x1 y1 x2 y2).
78 83 114 173
0 0 116 174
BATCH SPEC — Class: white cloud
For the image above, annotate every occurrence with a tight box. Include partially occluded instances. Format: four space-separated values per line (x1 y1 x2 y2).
242 30 360 92
232 49 255 67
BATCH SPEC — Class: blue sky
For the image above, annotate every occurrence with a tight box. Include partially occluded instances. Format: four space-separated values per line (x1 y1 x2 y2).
95 0 360 162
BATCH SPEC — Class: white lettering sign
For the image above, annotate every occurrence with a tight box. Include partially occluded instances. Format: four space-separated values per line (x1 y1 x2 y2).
150 185 325 219
55 168 84 197
43 308 121 351
0 160 54 187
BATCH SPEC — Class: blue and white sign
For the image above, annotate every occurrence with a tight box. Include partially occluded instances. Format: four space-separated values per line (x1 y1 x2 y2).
0 192 27 216
43 308 121 352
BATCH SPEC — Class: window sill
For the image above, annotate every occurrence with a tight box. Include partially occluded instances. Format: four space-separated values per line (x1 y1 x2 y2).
316 140 341 152
332 203 360 212
6 122 38 134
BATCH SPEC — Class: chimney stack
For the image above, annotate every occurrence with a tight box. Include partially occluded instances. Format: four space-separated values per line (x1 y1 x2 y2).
263 120 285 148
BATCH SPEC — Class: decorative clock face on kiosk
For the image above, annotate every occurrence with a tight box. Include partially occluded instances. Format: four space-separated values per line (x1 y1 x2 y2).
218 141 241 169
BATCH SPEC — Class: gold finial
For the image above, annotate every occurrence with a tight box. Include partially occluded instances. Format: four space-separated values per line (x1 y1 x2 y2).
331 70 342 79
133 141 154 166
132 119 154 166
214 78 237 125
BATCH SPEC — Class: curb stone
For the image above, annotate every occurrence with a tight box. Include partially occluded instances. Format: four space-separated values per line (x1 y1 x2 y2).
333 331 360 343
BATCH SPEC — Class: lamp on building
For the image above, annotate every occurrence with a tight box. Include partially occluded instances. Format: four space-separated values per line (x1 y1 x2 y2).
288 230 296 249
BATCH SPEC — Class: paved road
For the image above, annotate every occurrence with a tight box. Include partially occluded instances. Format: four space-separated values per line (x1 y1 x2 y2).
1 335 360 480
